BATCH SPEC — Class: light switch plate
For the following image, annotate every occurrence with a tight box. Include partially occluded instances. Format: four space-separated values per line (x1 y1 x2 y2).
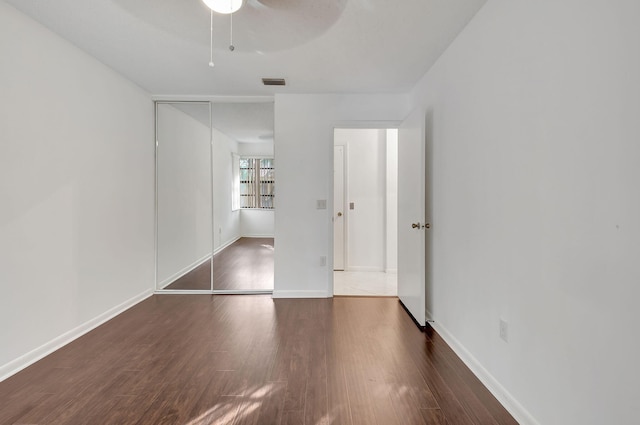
316 199 327 209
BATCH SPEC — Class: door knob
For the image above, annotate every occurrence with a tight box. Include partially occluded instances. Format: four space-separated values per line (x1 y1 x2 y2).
411 222 421 229
423 223 431 229
337 212 343 217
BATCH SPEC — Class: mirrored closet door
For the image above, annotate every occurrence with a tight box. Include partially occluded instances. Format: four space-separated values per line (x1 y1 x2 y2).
155 102 213 292
155 101 275 294
210 102 275 293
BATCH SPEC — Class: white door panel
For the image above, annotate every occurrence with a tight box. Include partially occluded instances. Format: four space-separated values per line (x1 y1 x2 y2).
397 109 426 326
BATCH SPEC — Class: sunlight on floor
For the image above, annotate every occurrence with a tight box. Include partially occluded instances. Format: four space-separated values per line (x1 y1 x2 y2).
333 271 397 296
187 402 240 425
187 384 275 425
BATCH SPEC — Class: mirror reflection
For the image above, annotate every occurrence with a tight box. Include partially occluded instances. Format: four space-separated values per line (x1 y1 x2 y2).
155 101 274 292
211 102 274 292
156 102 213 291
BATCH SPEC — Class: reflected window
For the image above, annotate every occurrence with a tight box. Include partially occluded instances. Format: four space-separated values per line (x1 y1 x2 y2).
239 157 274 209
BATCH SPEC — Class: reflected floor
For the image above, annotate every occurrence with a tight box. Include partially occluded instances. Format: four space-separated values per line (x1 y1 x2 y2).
334 271 397 296
164 237 274 291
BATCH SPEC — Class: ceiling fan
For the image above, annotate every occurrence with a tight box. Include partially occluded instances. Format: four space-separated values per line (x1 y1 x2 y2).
109 0 347 67
201 0 348 66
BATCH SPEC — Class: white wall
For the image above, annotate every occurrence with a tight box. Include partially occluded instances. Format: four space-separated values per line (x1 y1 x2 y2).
273 94 410 297
213 128 241 251
334 129 386 272
238 141 274 158
240 210 275 238
156 105 212 286
410 1 640 424
0 2 154 378
386 129 398 273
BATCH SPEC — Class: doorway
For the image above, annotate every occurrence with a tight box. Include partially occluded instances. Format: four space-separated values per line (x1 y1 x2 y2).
333 128 398 296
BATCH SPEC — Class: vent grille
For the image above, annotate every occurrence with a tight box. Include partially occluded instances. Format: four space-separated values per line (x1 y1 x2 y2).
262 78 286 86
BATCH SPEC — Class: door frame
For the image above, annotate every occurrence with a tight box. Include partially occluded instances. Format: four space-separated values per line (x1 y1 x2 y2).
331 125 402 296
154 99 275 295
329 121 402 295
333 144 348 271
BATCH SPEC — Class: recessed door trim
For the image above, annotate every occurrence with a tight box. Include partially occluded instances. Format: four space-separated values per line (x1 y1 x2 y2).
333 144 346 271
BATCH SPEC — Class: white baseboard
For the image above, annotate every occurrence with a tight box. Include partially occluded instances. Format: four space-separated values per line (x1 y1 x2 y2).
158 253 211 289
155 289 213 295
214 236 241 255
240 234 274 239
346 266 385 272
430 321 540 425
425 308 434 322
0 288 154 383
272 290 331 299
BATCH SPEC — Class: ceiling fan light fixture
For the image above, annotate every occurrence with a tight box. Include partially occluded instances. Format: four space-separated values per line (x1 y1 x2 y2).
202 0 243 14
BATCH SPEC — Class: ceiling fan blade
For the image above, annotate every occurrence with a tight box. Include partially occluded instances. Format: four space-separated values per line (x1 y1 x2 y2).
236 0 348 51
111 0 347 53
249 0 300 10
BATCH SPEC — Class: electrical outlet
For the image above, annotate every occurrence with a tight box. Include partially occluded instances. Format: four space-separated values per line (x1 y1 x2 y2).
499 318 509 342
320 256 327 267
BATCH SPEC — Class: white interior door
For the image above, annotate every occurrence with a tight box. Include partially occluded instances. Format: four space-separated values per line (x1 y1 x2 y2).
397 109 426 326
333 145 345 270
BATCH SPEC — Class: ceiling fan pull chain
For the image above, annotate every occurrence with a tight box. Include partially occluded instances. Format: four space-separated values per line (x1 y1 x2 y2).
229 11 235 51
209 10 215 67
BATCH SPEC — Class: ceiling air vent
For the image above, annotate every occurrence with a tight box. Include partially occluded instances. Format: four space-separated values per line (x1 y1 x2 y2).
262 78 286 86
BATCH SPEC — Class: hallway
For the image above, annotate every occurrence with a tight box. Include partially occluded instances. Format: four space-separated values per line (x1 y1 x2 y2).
334 271 397 296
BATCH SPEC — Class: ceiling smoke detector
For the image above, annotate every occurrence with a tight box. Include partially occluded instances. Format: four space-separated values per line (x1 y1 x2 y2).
262 78 286 86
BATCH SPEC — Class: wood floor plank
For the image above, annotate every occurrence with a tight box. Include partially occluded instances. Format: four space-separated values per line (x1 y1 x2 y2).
304 337 329 425
281 409 305 425
426 332 518 425
325 302 354 425
28 398 79 425
339 303 381 425
421 408 449 425
419 339 500 425
166 237 274 291
0 296 519 425
97 396 142 425
0 392 52 425
187 395 243 425
233 381 287 425
188 370 236 419
281 327 310 411
326 363 353 425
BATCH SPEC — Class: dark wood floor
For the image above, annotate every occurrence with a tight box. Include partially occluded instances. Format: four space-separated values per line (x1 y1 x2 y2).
0 296 517 425
165 237 274 291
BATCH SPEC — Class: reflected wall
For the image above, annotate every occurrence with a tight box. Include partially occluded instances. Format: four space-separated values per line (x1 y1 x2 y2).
156 102 212 291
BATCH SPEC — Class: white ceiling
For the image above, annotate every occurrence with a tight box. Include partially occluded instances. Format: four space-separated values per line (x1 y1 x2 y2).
5 0 487 96
211 102 274 144
173 101 274 144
